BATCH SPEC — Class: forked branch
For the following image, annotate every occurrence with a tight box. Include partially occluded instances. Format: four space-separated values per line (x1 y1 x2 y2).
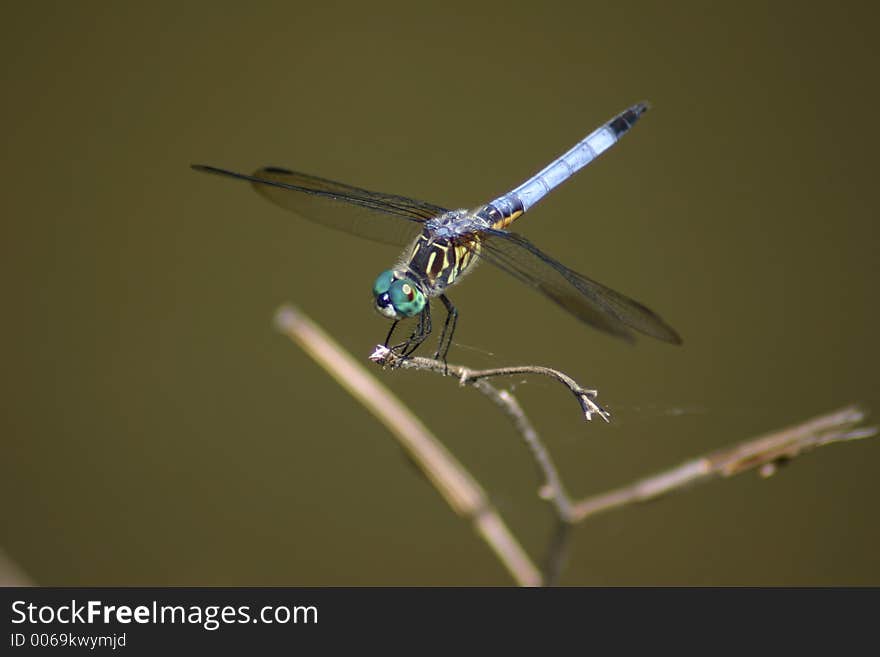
275 304 877 585
274 305 541 586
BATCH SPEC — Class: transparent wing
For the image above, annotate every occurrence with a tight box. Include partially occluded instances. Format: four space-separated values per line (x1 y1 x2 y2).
475 228 682 344
192 165 449 247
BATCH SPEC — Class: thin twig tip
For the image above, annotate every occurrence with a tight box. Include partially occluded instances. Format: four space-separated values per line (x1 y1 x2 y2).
579 394 611 423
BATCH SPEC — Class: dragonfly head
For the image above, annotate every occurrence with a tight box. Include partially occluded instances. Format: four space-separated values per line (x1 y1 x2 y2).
372 269 426 320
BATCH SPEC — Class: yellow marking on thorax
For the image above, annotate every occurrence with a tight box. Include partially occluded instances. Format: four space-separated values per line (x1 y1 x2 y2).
426 250 437 277
448 238 481 286
409 232 482 289
421 241 451 284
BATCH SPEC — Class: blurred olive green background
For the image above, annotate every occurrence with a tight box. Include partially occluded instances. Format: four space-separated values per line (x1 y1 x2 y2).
2 1 878 585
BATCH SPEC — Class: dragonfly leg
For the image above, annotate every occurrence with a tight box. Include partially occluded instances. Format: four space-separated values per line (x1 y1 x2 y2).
386 305 432 360
434 294 458 371
384 319 415 365
401 305 432 358
383 320 399 348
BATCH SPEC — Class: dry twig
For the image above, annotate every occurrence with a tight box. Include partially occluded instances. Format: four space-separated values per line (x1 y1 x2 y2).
372 347 610 423
570 405 875 522
275 304 877 585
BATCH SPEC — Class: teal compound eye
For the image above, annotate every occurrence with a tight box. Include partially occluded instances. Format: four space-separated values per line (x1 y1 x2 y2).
373 270 425 320
372 269 397 298
388 279 426 318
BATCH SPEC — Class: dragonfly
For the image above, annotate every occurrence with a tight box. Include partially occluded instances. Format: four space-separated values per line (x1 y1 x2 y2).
192 102 681 365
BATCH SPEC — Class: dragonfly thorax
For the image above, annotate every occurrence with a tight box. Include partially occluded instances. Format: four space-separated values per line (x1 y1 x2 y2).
399 219 483 298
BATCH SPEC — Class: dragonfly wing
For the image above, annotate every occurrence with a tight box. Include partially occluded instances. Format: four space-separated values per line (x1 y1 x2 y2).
193 165 449 247
476 228 682 344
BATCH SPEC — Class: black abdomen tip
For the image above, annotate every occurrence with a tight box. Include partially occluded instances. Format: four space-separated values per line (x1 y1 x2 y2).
608 101 651 137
